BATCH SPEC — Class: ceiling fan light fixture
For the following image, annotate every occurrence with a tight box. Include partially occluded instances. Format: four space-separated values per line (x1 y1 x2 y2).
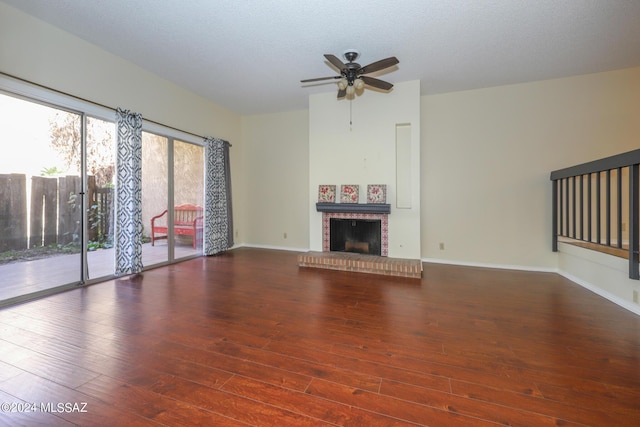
346 85 355 96
338 78 348 90
354 78 364 90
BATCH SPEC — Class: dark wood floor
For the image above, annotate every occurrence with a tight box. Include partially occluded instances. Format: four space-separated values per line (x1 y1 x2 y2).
0 247 639 426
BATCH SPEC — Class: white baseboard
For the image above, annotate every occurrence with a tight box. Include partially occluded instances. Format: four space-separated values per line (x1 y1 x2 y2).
557 270 640 316
421 257 557 273
238 243 307 253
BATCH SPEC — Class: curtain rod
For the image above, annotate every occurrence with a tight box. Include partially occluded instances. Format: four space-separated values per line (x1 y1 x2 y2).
1 70 230 145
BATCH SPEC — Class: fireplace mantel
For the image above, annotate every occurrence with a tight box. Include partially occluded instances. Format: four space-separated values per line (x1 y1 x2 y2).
316 203 391 214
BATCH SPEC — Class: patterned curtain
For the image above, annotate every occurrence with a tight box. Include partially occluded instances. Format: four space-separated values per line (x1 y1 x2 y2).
114 108 143 275
204 137 234 255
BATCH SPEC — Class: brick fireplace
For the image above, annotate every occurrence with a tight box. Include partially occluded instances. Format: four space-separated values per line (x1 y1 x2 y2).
297 201 422 278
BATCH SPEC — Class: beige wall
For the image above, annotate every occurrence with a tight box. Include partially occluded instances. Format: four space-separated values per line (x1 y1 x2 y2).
0 2 245 242
421 67 640 270
241 110 309 249
308 80 422 259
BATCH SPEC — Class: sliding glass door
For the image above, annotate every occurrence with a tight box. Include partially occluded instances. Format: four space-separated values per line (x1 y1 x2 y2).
140 134 204 265
0 92 83 302
0 84 206 306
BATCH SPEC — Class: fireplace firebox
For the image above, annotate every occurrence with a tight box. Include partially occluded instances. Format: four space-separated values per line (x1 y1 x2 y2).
330 218 381 256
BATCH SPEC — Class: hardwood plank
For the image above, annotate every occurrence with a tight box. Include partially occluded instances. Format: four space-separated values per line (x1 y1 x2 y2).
0 372 156 426
0 390 73 427
222 375 419 426
150 339 313 392
379 379 581 426
263 340 454 394
535 380 640 421
205 338 384 392
149 374 333 426
0 247 638 426
450 379 620 426
305 378 498 426
326 338 545 397
8 352 100 389
78 374 247 426
0 360 23 383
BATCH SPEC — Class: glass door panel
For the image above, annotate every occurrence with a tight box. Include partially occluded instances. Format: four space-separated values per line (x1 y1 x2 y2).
85 116 116 280
141 131 169 266
174 140 204 258
0 93 82 302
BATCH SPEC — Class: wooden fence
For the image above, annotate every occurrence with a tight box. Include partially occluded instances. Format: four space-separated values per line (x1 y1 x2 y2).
0 174 113 252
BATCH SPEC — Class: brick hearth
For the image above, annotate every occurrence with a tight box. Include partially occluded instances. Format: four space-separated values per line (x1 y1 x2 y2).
297 251 422 279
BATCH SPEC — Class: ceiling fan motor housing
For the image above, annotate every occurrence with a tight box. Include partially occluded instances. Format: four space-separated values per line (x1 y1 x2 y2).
343 50 361 85
344 63 361 85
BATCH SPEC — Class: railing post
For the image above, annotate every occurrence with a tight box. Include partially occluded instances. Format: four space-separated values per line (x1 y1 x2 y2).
587 173 592 242
629 164 639 280
596 172 601 244
565 178 569 238
552 180 558 252
579 175 584 241
606 170 611 246
617 167 622 248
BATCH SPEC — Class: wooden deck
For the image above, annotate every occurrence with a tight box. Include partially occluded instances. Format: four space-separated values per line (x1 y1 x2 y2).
0 247 639 425
0 242 199 303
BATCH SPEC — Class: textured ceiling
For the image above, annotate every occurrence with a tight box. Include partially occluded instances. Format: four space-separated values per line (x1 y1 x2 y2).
3 0 640 115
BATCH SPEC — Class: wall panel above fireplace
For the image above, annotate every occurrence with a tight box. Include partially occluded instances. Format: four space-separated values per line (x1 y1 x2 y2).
308 80 421 259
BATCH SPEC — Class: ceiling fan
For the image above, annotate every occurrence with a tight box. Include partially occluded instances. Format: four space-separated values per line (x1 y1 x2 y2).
301 50 399 99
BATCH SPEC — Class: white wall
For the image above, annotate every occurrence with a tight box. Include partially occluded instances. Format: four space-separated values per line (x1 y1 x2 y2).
558 243 640 315
241 110 309 249
308 80 421 259
421 67 640 271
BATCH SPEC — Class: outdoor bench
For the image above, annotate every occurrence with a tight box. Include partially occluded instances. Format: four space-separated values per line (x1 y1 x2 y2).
150 203 203 248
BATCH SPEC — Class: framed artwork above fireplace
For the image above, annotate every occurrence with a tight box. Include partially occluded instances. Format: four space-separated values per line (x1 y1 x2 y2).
367 184 387 204
317 185 336 203
340 185 359 203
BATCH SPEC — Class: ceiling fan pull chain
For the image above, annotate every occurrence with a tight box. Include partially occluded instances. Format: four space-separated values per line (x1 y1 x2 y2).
350 99 353 130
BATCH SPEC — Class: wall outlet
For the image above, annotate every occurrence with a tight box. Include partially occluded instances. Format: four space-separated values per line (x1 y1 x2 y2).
622 222 627 232
283 232 287 239
439 242 445 250
634 290 639 304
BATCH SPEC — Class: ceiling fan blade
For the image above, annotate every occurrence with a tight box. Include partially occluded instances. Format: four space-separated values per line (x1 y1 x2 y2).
337 88 347 98
358 56 399 75
324 54 347 72
360 76 394 91
301 76 341 83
